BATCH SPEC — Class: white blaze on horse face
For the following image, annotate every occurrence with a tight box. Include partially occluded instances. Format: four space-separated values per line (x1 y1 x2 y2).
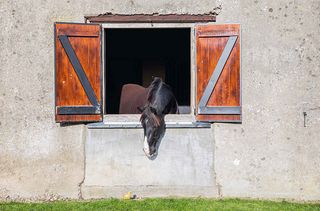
143 119 151 156
143 135 150 155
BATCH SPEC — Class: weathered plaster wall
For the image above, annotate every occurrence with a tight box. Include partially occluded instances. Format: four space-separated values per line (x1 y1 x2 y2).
215 0 320 201
0 0 319 201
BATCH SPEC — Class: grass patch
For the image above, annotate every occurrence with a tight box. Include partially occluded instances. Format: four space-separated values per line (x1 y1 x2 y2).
0 198 319 211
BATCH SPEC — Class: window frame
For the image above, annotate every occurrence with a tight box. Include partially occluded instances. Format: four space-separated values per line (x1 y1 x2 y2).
100 23 198 125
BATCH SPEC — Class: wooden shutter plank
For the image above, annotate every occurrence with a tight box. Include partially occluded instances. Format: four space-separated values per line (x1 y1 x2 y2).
197 114 240 122
58 35 99 106
196 24 241 122
56 23 100 36
56 114 102 122
55 23 102 123
198 36 238 110
197 24 239 37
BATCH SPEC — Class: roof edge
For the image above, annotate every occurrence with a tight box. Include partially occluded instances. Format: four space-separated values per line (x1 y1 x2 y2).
84 10 220 23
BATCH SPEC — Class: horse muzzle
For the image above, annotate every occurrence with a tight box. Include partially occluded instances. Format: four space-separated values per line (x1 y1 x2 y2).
143 148 157 159
143 136 157 158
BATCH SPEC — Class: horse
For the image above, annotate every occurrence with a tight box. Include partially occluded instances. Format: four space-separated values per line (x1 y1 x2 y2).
139 77 179 159
119 84 149 114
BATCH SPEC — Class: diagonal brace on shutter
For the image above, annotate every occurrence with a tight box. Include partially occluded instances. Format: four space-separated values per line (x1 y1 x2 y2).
198 35 240 115
58 35 99 107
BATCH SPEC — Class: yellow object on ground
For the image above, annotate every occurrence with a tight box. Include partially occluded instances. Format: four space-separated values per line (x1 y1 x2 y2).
123 192 132 200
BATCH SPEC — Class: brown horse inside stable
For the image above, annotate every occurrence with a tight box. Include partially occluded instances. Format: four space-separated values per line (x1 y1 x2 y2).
119 77 179 159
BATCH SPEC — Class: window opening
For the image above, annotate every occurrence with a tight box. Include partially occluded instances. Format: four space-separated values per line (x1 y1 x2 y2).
105 28 191 114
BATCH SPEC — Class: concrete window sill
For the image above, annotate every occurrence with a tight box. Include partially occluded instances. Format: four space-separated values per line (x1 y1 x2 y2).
87 114 211 129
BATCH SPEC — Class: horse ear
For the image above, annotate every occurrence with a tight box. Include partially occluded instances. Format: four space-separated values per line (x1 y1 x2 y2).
150 106 157 115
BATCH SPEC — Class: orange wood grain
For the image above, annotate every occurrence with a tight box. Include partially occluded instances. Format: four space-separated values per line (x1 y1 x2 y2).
196 24 241 122
55 23 102 123
56 114 101 122
197 114 241 122
197 24 240 37
56 23 100 36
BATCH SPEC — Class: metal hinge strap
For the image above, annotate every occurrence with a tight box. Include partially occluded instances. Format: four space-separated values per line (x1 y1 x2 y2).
57 106 100 115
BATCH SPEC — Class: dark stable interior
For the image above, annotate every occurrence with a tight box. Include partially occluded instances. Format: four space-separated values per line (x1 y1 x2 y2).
105 28 190 114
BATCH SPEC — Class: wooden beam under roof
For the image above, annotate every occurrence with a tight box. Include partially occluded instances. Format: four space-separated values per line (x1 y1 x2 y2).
85 13 216 23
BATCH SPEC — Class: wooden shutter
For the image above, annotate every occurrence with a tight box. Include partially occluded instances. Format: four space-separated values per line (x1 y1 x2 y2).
54 23 102 123
196 24 241 122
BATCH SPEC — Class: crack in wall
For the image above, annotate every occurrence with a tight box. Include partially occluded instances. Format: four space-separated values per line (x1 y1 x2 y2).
212 125 223 198
78 126 87 200
213 160 223 198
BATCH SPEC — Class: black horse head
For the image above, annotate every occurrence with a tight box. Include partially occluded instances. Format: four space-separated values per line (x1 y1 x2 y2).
139 78 178 159
140 106 165 158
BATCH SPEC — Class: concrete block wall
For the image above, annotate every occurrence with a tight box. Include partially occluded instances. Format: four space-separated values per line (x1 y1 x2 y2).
82 127 217 199
0 0 319 201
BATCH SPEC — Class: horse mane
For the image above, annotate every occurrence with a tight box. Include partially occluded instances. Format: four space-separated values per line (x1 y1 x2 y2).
140 107 161 127
139 78 164 127
147 77 162 103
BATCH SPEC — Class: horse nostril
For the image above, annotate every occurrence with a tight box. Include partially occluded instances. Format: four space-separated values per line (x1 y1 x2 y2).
150 146 156 154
